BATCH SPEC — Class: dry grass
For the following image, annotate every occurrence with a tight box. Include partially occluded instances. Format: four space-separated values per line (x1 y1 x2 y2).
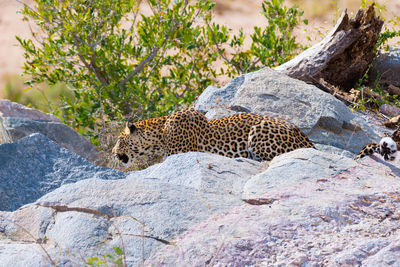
97 122 164 172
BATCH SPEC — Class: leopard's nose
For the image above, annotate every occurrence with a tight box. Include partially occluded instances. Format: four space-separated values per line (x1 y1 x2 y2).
117 154 129 164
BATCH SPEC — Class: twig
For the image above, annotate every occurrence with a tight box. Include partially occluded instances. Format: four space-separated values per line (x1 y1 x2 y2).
118 47 162 87
0 213 56 266
71 34 109 86
121 233 171 245
36 204 172 246
111 210 127 267
206 22 244 73
36 203 112 219
118 19 180 88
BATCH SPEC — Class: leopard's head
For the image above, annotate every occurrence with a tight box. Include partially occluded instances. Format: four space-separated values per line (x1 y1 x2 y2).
112 121 164 168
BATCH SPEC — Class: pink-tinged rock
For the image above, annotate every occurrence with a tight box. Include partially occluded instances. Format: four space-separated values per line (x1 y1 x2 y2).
146 150 400 266
0 99 60 122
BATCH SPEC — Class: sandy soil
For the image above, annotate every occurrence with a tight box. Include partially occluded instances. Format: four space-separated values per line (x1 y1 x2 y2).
0 0 399 92
0 0 31 88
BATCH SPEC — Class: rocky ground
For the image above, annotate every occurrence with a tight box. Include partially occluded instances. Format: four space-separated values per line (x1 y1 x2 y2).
1 0 400 265
1 67 400 266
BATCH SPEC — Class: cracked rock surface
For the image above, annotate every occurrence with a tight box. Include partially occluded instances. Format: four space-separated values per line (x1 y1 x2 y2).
0 152 264 266
146 150 400 266
1 148 400 266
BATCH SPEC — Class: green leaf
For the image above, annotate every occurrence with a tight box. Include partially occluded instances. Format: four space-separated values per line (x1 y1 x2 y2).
113 246 123 255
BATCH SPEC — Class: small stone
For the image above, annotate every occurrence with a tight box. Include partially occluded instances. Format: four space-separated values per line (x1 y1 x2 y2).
379 104 400 117
369 47 400 88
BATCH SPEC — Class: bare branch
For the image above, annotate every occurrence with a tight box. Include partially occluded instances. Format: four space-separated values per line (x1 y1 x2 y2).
206 22 244 73
118 46 161 87
35 203 171 245
72 34 109 86
36 203 112 219
118 21 180 87
119 0 195 88
0 213 56 266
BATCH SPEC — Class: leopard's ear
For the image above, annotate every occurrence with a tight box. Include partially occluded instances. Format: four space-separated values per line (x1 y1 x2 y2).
125 122 137 135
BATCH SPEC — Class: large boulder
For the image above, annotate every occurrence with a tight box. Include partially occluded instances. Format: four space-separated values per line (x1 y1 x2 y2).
0 99 101 163
195 67 389 154
242 148 357 200
0 152 264 266
132 152 263 194
146 149 400 266
0 133 124 211
0 99 60 123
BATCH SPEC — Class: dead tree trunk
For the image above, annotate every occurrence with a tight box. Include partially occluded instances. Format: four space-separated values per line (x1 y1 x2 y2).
275 4 384 92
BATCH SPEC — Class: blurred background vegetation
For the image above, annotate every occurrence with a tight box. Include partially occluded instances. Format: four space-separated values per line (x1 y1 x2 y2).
2 0 399 104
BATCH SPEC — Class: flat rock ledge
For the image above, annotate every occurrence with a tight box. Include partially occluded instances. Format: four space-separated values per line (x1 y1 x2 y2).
146 150 400 266
0 152 264 266
1 149 399 266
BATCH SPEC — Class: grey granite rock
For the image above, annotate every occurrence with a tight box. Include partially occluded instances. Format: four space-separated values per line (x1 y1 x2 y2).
0 100 101 163
1 67 398 267
0 99 60 123
196 68 353 131
1 117 101 163
146 150 400 266
369 47 400 88
0 133 124 211
131 152 264 195
242 148 357 200
0 152 265 266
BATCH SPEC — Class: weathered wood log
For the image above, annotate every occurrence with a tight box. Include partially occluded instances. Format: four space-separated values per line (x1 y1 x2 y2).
275 4 384 92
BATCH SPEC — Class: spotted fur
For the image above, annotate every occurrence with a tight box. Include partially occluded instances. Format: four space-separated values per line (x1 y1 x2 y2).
112 108 315 167
355 136 398 161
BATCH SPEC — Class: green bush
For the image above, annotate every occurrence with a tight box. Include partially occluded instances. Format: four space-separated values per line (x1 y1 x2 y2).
17 0 307 142
208 0 307 77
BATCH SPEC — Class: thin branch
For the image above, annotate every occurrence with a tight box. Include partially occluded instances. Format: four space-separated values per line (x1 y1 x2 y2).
0 213 56 266
36 204 172 246
206 22 244 73
119 0 193 88
36 203 112 219
90 47 109 85
248 57 261 72
117 0 143 61
111 210 127 267
118 21 180 88
118 46 162 87
120 233 171 245
72 34 109 86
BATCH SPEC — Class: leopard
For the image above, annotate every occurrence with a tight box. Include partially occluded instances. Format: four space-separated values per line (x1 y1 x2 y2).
355 129 399 161
112 108 315 168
